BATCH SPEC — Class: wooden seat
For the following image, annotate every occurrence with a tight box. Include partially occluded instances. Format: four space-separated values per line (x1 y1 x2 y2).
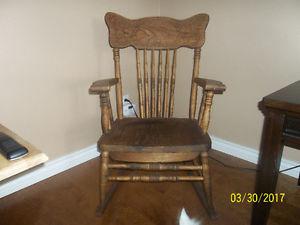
89 12 226 219
100 118 210 162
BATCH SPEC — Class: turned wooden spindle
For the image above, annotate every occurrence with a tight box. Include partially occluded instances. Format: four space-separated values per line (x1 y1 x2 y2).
169 49 177 117
200 91 214 133
157 50 163 117
99 92 111 134
136 49 145 118
107 97 113 125
150 49 156 117
108 175 203 182
143 49 150 118
163 49 170 117
108 163 202 170
113 48 123 119
189 48 201 119
198 91 207 126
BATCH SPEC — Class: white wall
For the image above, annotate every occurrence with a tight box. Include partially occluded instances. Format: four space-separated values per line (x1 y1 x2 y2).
160 0 300 161
0 0 299 162
0 0 160 159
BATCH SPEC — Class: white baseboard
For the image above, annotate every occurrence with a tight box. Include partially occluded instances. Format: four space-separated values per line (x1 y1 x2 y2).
1 137 299 198
211 136 300 178
0 144 99 198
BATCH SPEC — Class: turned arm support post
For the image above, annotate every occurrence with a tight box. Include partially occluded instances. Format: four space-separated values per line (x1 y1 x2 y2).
99 91 112 134
89 78 119 134
199 91 214 133
194 78 226 133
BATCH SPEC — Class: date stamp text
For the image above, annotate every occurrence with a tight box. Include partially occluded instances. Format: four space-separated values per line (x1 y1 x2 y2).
230 193 285 203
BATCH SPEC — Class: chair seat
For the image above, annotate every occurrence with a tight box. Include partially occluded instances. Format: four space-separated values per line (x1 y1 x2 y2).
99 118 211 153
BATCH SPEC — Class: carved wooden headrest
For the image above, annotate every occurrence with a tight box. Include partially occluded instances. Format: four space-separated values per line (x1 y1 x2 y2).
105 12 209 49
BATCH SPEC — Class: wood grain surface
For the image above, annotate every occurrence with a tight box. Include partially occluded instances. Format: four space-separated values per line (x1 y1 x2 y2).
89 13 226 218
0 124 48 181
100 118 210 150
0 150 298 225
105 12 209 49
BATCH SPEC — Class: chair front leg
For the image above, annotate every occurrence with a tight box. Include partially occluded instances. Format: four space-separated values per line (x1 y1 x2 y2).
96 151 109 216
200 151 217 219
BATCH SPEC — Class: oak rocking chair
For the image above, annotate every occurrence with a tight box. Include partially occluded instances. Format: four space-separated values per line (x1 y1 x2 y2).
89 12 226 218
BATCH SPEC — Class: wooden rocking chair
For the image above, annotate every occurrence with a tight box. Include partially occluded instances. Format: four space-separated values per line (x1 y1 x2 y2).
89 12 226 218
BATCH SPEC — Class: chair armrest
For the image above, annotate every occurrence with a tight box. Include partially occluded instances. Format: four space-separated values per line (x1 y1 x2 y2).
89 78 118 133
194 78 226 94
89 78 119 94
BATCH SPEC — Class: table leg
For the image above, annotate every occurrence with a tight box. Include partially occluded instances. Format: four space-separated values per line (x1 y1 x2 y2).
251 110 285 225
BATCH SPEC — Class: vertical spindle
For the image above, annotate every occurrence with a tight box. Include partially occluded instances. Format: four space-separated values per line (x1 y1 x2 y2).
168 49 177 117
157 50 163 117
136 49 145 118
198 92 207 126
163 49 170 117
151 49 156 117
189 48 201 119
113 48 123 119
144 49 149 118
200 91 214 133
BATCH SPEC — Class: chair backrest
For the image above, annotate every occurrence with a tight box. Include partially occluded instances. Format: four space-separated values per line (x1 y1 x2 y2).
105 12 209 119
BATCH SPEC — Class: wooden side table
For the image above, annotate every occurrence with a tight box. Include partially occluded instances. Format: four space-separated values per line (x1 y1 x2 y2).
0 124 48 181
251 81 300 225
